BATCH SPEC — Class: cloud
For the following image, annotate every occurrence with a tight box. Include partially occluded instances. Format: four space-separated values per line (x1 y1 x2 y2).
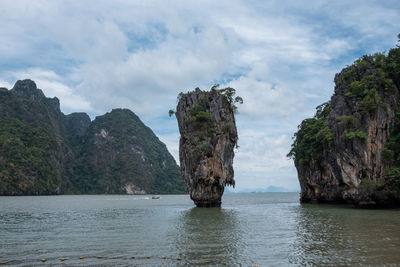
5 68 93 113
0 79 12 89
226 77 306 118
76 25 235 118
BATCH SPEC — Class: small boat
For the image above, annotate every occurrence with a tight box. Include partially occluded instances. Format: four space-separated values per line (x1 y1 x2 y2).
152 196 161 199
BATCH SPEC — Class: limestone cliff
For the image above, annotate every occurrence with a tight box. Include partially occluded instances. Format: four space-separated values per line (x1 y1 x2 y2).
175 87 239 207
66 108 185 194
0 79 185 195
289 44 400 207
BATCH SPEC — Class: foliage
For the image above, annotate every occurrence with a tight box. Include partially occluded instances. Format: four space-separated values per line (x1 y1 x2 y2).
65 109 186 194
0 89 63 195
287 102 331 164
335 115 360 128
173 85 242 155
0 87 186 195
342 129 368 140
213 84 243 113
339 53 396 113
359 177 385 193
289 37 400 174
384 103 400 192
387 167 400 193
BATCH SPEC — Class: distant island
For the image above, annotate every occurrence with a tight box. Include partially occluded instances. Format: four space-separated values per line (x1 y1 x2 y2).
225 186 299 194
0 79 186 195
288 35 400 207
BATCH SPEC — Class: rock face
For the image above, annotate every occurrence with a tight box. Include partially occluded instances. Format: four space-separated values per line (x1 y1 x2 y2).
290 49 400 206
176 88 238 207
66 108 185 194
0 79 185 195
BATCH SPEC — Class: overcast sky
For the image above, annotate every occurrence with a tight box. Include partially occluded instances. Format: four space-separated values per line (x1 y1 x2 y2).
1 0 399 191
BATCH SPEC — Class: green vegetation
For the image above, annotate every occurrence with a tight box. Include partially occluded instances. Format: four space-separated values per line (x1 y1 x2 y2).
169 84 243 116
335 115 360 128
383 36 400 192
290 35 400 196
0 87 64 195
184 104 214 137
211 84 243 113
342 129 368 140
0 82 185 195
64 108 186 194
287 102 331 165
170 85 242 155
383 104 400 193
359 177 385 193
339 53 396 113
289 35 400 166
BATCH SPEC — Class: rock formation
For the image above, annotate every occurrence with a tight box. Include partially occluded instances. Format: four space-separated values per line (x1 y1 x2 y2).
289 43 400 207
175 87 239 207
0 79 185 195
69 108 185 194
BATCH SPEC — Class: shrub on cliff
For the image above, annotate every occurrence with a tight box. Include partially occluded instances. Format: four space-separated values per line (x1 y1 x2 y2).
287 102 331 165
289 35 400 203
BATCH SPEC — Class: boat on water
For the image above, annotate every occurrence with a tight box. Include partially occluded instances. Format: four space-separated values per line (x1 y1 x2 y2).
152 196 161 199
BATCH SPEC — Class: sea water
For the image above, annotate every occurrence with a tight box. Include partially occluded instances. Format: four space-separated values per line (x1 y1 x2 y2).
1 193 399 266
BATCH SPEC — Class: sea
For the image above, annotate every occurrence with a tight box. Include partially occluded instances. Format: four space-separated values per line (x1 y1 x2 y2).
1 193 400 266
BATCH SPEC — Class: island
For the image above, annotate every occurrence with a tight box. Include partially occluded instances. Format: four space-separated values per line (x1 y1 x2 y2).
172 86 242 207
288 36 400 207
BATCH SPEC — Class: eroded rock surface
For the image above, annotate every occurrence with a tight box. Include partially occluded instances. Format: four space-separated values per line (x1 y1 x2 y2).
176 88 238 207
291 52 400 207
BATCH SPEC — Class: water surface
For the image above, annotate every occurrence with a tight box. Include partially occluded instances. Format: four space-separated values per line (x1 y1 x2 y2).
1 193 399 266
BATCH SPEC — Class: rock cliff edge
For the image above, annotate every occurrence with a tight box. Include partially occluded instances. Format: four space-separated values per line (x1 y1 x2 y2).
289 41 400 207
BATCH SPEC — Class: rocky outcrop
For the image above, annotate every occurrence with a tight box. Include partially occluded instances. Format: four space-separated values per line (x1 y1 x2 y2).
64 112 91 137
292 51 400 207
0 79 185 195
175 88 238 207
67 108 185 194
12 79 60 110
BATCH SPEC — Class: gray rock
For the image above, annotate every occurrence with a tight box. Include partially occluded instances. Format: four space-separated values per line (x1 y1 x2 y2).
175 88 238 207
295 55 400 206
11 79 60 110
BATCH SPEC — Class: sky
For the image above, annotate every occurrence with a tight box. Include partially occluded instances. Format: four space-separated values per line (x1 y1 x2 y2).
1 0 399 191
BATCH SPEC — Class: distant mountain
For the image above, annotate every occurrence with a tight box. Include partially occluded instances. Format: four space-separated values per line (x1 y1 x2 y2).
225 186 299 193
0 79 185 195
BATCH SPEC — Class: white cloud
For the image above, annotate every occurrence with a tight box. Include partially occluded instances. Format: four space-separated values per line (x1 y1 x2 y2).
0 79 12 89
226 77 306 118
6 68 93 113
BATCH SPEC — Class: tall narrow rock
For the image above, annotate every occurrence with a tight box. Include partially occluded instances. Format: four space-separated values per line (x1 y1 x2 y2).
175 88 239 207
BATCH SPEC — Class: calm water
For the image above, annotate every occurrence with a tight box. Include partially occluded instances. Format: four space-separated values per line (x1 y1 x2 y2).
1 193 400 266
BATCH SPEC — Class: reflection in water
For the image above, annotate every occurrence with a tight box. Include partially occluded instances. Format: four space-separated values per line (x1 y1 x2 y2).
1 194 400 266
173 207 241 265
290 204 400 266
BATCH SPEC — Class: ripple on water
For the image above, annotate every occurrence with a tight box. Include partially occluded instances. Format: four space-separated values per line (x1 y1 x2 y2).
0 194 400 266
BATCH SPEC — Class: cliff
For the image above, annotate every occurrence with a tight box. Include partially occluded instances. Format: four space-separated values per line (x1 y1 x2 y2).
0 80 67 195
0 79 185 195
64 109 185 194
175 87 239 207
289 41 400 207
